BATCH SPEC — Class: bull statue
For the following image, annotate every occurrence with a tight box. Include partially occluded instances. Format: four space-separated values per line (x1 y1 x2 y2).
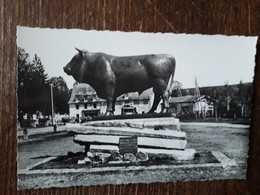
64 48 176 115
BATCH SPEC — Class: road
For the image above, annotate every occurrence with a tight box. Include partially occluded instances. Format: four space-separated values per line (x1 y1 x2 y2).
18 125 84 169
182 123 249 168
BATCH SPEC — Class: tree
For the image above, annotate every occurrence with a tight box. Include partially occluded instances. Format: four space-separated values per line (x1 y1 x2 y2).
235 80 253 118
171 81 183 97
48 76 70 114
224 81 231 112
17 47 51 117
244 83 253 118
17 48 30 114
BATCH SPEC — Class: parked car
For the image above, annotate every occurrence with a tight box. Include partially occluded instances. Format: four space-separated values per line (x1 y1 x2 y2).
121 104 137 115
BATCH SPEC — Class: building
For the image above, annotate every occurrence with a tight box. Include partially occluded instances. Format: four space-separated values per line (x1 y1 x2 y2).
169 95 215 118
68 83 159 119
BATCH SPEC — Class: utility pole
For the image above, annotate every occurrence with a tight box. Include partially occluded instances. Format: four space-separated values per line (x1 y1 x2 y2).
195 77 203 119
50 84 56 132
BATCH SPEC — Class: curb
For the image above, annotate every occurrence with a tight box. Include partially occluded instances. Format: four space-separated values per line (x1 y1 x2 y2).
18 131 71 144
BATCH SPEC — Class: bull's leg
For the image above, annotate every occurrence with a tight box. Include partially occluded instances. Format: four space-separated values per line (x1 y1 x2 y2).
105 100 114 116
148 93 161 113
112 98 116 112
105 85 115 116
148 79 168 113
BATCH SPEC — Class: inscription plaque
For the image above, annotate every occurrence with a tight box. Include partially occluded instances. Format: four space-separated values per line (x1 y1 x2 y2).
119 136 138 154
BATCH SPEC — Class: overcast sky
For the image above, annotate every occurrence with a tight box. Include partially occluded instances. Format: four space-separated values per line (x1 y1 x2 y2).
17 26 257 89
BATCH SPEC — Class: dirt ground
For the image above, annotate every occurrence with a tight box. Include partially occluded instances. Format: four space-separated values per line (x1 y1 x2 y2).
181 123 249 169
17 122 250 189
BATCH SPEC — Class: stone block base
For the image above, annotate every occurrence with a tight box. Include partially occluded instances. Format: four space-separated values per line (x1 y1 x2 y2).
138 148 196 160
74 134 187 150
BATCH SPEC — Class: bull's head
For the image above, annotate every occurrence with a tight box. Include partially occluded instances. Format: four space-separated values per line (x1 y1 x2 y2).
63 48 87 83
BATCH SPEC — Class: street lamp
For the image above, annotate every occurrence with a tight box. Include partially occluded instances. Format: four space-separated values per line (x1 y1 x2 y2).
50 84 56 132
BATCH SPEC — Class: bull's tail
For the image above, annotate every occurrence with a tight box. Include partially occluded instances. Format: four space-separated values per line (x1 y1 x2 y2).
159 57 175 113
166 59 176 97
165 73 174 99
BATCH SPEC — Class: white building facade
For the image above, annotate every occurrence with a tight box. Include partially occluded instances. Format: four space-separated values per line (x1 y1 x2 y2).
68 83 160 119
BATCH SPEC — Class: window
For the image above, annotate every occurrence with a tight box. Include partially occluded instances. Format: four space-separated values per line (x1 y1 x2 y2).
76 104 79 109
84 104 87 109
93 103 97 108
144 100 149 104
134 100 139 105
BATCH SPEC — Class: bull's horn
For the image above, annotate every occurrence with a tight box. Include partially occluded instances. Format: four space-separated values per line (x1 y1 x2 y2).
75 47 82 53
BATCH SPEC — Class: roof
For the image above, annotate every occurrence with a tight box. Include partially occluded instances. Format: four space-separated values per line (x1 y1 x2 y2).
68 83 152 104
169 95 217 104
169 95 197 104
68 83 102 104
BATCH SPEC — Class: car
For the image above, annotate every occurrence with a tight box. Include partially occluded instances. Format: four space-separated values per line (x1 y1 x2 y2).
121 104 137 115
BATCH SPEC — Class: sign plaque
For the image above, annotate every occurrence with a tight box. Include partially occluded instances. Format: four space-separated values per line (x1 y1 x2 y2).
119 136 138 154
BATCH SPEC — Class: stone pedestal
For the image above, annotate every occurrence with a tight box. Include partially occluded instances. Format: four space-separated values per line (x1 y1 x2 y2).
67 116 196 163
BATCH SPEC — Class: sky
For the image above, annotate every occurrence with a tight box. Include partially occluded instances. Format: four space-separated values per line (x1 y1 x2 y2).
17 26 257 89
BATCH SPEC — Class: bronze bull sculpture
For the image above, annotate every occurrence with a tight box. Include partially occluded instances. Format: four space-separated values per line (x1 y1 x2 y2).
64 48 176 115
